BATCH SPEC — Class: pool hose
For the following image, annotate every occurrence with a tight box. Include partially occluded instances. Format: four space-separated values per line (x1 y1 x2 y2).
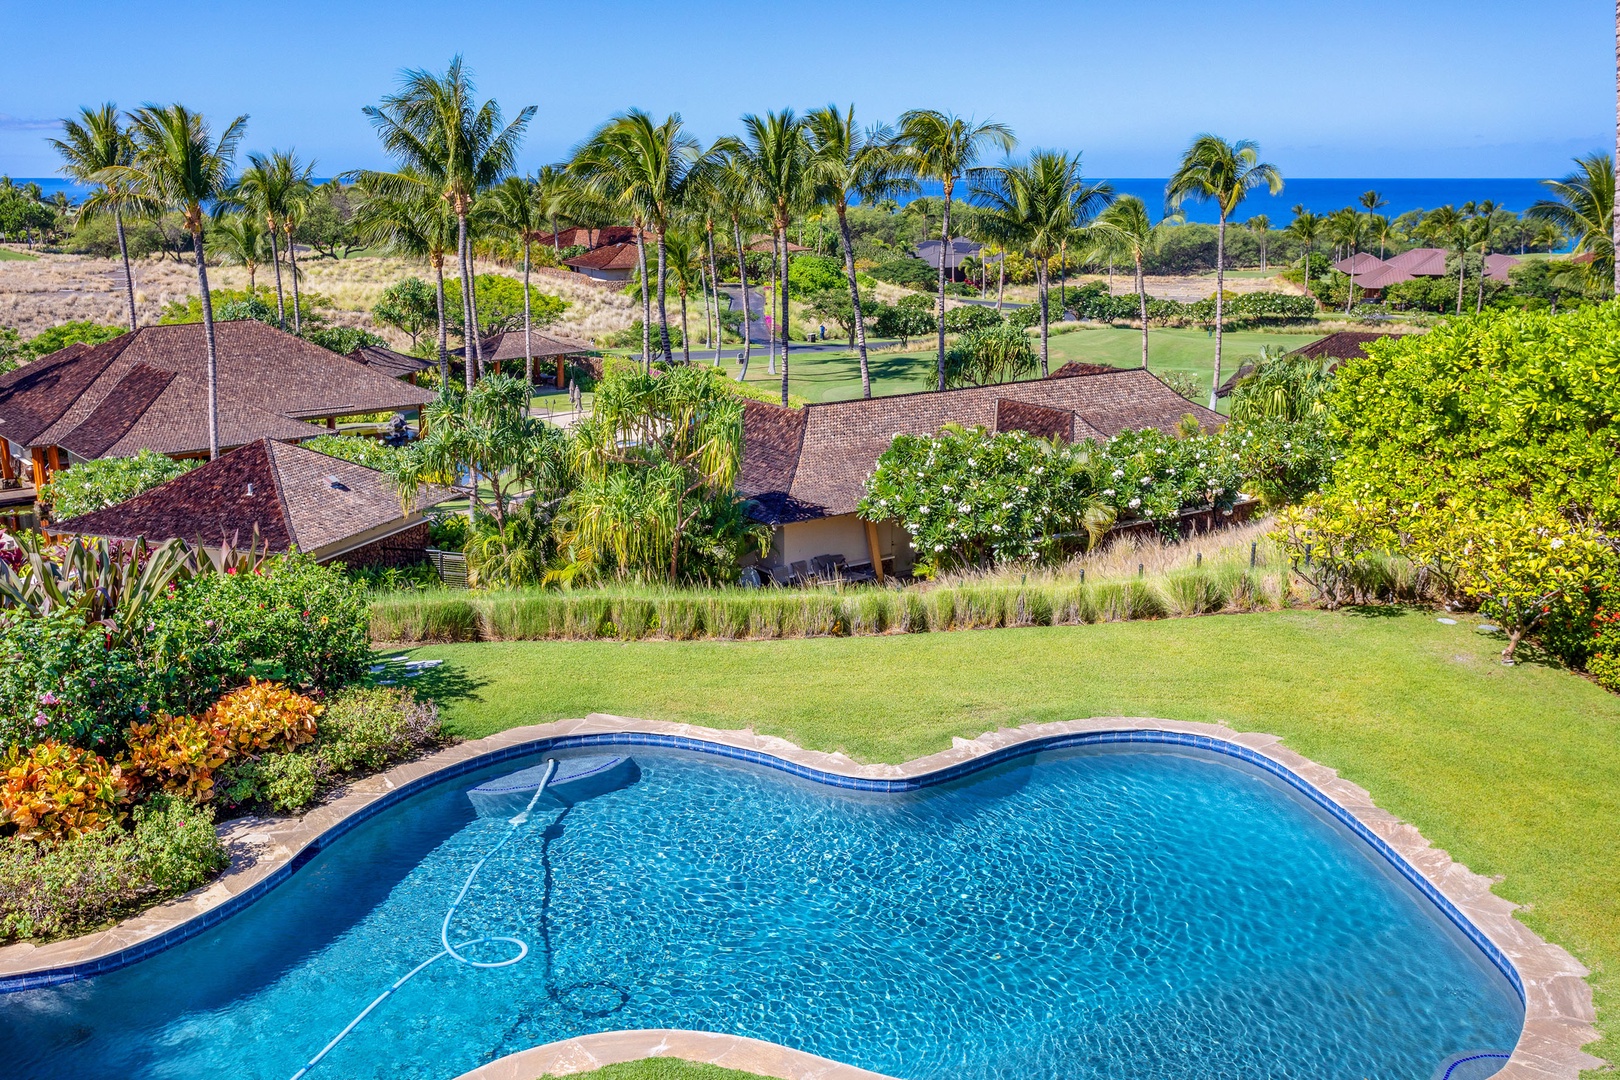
286 758 560 1080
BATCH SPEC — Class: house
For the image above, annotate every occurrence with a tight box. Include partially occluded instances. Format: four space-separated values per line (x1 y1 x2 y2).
1214 331 1400 398
347 344 433 384
49 438 457 568
537 226 640 250
738 367 1222 579
915 238 983 278
0 320 432 491
460 329 596 387
563 243 641 281
1343 247 1518 293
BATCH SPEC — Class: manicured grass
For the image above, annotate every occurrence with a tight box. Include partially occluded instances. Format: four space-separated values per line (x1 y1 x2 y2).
727 325 1324 405
407 609 1620 1065
540 1062 766 1080
0 248 38 262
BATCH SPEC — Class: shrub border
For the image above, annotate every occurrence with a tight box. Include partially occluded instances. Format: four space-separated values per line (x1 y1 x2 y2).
0 714 1601 1078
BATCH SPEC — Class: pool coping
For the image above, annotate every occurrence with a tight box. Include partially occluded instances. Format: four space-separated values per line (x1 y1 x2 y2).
450 1029 894 1080
0 714 1602 1080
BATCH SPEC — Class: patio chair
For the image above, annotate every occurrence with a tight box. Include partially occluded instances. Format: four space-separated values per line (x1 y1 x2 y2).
769 565 793 587
790 560 813 584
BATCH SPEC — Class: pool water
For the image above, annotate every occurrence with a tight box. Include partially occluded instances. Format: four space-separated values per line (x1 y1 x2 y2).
3 745 1522 1080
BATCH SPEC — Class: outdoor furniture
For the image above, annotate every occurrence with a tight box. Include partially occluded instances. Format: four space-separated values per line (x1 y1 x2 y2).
790 560 813 584
769 565 793 586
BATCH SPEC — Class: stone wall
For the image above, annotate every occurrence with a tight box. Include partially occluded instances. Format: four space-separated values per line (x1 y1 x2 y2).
327 521 431 570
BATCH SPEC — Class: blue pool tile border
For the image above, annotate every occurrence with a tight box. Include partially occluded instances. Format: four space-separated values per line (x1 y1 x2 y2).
0 726 1522 1001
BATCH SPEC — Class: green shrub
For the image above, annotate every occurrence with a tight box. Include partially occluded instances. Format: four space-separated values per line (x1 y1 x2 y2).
0 608 154 748
868 257 935 289
785 255 846 294
22 320 126 360
40 450 196 519
942 304 1002 334
315 686 442 774
302 326 388 355
0 795 225 942
303 434 407 473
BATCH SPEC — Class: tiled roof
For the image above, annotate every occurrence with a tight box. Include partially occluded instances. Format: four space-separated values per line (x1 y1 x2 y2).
52 438 457 559
1046 361 1117 379
564 243 641 271
1484 253 1519 281
538 226 641 249
465 330 596 362
916 238 982 269
995 399 1076 442
2 321 433 459
348 344 432 378
739 369 1220 525
1287 331 1396 362
1384 247 1450 275
1333 252 1384 275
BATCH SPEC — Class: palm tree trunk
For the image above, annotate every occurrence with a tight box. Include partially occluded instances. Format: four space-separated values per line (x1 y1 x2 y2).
522 237 533 388
1476 239 1488 313
700 267 714 362
767 233 779 376
733 218 751 382
458 214 475 390
287 227 302 335
192 226 220 460
996 255 1005 312
1136 253 1149 369
705 224 722 367
467 244 485 373
433 254 449 386
779 224 791 407
1058 238 1067 311
1210 213 1226 409
837 206 872 399
267 223 286 330
1456 246 1466 315
655 229 673 362
935 183 953 392
1037 256 1050 378
680 289 690 363
634 226 650 372
1614 0 1619 298
114 206 137 331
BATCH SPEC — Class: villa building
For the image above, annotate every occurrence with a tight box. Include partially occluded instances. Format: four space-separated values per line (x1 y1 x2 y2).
459 329 596 386
347 343 434 384
1336 247 1518 293
738 366 1221 580
0 320 431 491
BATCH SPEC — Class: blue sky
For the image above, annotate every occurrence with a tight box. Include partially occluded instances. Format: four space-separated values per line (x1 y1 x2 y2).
0 0 1611 179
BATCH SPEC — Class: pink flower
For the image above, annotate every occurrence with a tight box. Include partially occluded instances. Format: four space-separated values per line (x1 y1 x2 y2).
33 714 48 728
39 692 58 706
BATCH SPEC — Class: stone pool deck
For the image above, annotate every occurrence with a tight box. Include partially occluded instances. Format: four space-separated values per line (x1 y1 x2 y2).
453 1029 894 1080
0 714 1603 1080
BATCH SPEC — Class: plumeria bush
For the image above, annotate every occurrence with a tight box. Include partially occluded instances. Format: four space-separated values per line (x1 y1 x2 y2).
858 426 1112 574
38 450 196 520
1091 427 1246 535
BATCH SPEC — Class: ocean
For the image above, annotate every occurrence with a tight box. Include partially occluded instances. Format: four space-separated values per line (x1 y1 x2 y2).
11 175 1552 225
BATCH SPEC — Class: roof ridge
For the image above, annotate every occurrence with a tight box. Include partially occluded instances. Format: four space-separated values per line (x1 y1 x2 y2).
801 365 1151 414
260 439 300 552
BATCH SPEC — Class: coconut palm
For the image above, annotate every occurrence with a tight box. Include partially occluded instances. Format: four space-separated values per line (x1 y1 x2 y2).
275 158 318 334
1088 196 1181 370
482 174 548 387
1367 213 1394 260
1245 214 1270 271
735 110 813 406
973 150 1110 376
108 104 247 460
51 104 141 330
664 228 705 364
1468 199 1501 313
532 164 574 258
571 110 709 368
1286 206 1321 298
1417 205 1470 314
229 152 292 328
363 56 535 382
1527 153 1614 295
1326 208 1365 312
805 104 915 399
352 169 457 383
895 110 1016 391
712 150 762 382
208 213 268 290
1166 135 1283 408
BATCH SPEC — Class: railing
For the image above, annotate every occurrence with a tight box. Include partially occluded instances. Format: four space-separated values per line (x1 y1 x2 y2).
425 548 468 589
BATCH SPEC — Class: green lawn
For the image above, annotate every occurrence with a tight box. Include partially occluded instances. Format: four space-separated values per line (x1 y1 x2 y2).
0 247 38 261
540 1062 765 1080
725 325 1324 406
407 609 1620 1065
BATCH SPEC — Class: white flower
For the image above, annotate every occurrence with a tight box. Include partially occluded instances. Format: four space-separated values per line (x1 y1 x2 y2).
942 484 952 493
1128 497 1141 509
1103 488 1115 496
1155 447 1165 455
1283 442 1292 449
1140 477 1151 486
1112 469 1124 479
992 524 1002 532
919 505 930 513
958 502 971 512
934 543 945 552
1550 537 1565 549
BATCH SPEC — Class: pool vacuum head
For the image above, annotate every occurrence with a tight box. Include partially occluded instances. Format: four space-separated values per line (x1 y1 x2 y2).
467 755 639 818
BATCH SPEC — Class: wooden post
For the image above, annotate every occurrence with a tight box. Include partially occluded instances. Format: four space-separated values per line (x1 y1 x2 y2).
556 356 566 389
326 417 337 431
864 519 885 584
46 446 62 473
31 448 47 488
0 442 13 482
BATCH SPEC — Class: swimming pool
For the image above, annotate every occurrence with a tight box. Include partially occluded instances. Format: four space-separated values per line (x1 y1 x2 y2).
3 742 1522 1080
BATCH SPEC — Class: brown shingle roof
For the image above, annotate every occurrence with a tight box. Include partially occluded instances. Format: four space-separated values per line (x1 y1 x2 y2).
466 329 596 362
995 399 1076 442
538 226 641 249
348 344 433 378
1287 331 1396 362
563 243 641 271
739 369 1220 524
4 321 433 459
52 438 457 560
1046 361 1117 379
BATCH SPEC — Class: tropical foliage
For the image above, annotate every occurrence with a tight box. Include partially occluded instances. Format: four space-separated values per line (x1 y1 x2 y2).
39 451 195 520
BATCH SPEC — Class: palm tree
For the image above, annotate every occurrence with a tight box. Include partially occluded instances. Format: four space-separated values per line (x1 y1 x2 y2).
713 150 761 382
571 110 708 368
483 174 547 387
1245 214 1270 271
1166 135 1283 408
229 151 314 331
532 164 574 258
1326 208 1365 312
363 56 534 384
51 104 141 331
1417 205 1470 314
276 159 318 334
1359 190 1388 215
1469 199 1501 313
1088 195 1181 370
109 104 247 460
208 213 267 290
805 104 914 399
974 150 1110 376
1367 213 1394 260
1286 207 1322 299
664 228 704 363
1528 153 1614 295
735 110 812 406
895 110 1016 391
352 169 457 383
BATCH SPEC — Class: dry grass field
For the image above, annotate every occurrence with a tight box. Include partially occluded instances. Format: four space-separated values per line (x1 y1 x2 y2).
0 246 638 346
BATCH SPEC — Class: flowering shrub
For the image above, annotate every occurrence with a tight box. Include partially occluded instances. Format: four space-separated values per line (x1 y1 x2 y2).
1225 415 1338 507
123 712 231 802
205 679 321 755
1092 427 1246 536
1588 606 1620 692
0 741 129 843
858 426 1111 573
0 608 152 749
